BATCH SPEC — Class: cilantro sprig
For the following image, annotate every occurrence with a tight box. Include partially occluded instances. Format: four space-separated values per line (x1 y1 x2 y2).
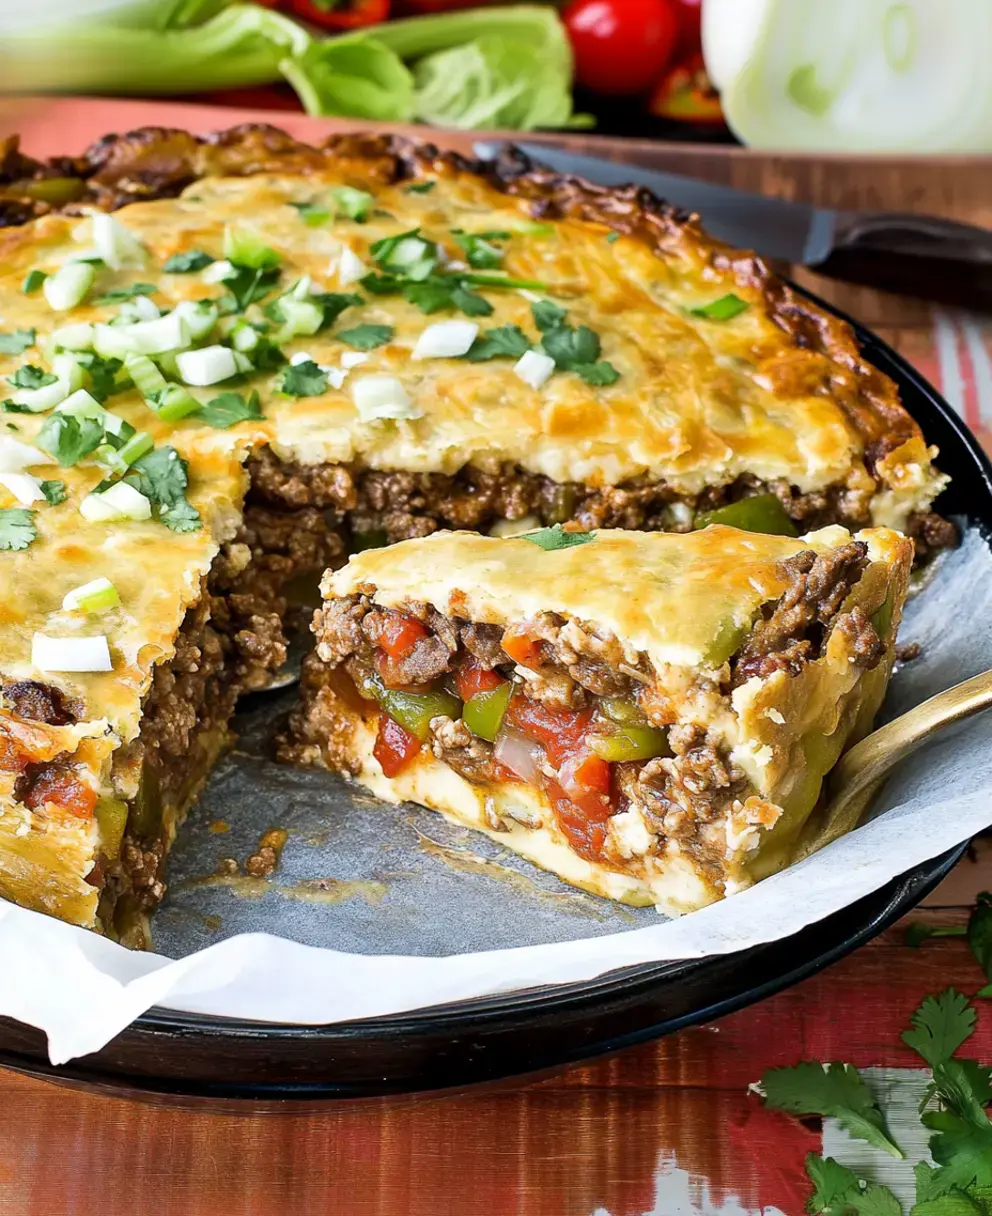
193 390 263 430
163 250 214 273
94 282 157 305
280 360 328 397
0 329 36 355
8 365 57 390
531 300 620 387
465 324 531 363
0 507 37 551
521 525 595 552
804 1154 901 1215
122 446 200 533
337 324 393 351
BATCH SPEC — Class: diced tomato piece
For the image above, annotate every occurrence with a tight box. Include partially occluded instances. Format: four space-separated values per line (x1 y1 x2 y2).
500 630 545 669
367 611 430 662
506 695 592 768
23 765 98 818
0 735 30 773
373 715 422 778
558 752 613 818
492 760 523 785
455 660 506 702
546 779 612 863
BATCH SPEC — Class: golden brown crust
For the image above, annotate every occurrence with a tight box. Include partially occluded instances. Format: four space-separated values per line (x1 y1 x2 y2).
2 123 919 470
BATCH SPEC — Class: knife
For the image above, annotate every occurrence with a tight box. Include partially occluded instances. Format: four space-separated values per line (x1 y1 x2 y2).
475 141 992 312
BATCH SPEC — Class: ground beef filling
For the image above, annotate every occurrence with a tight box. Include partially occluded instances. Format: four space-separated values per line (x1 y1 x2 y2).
247 447 954 560
300 558 884 877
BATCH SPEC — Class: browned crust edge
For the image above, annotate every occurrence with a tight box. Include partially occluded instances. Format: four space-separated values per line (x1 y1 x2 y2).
1 122 920 469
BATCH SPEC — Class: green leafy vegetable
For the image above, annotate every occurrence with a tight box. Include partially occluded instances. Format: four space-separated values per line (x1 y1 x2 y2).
689 293 751 321
280 360 329 397
124 446 201 534
0 330 36 355
40 480 67 506
452 229 509 269
968 893 992 995
522 525 595 552
907 922 968 947
532 302 620 386
902 990 976 1067
219 263 282 313
289 201 332 227
311 291 365 329
0 508 37 552
22 270 47 294
804 1155 901 1215
760 1061 903 1158
8 366 57 391
405 182 436 195
73 352 125 403
370 228 439 280
163 250 214 273
283 37 416 124
465 324 531 362
337 324 393 351
194 390 263 430
36 413 107 467
913 1163 985 1214
531 300 568 333
94 282 157 305
332 186 375 222
605 232 620 245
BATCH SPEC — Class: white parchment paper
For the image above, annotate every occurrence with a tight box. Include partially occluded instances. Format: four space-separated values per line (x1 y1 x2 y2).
1 528 990 1066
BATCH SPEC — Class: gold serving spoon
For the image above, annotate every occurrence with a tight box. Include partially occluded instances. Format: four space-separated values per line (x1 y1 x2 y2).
796 667 992 861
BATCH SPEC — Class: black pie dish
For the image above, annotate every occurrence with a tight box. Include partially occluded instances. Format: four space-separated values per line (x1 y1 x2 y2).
0 290 987 1106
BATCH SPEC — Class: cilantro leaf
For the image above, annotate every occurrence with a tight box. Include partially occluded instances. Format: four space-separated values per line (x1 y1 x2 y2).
280 360 328 397
531 300 568 332
689 293 750 321
760 1062 904 1158
1 400 31 415
0 329 36 355
804 1155 901 1216
124 446 200 533
466 324 531 362
0 507 37 551
923 1108 992 1196
405 182 435 195
219 263 282 313
73 352 124 403
40 480 67 505
22 270 47 294
337 324 393 351
194 390 263 430
522 525 595 552
572 361 621 386
605 232 620 245
903 991 976 1067
331 186 374 222
361 272 406 296
449 284 494 317
93 282 157 305
370 227 426 266
36 413 106 467
311 291 364 330
452 229 509 270
403 278 456 314
289 201 332 227
913 1162 984 1214
906 923 967 947
8 365 57 390
163 250 214 273
968 893 992 994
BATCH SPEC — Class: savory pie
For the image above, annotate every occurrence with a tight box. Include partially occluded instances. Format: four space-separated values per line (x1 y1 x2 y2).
288 525 913 912
0 126 949 939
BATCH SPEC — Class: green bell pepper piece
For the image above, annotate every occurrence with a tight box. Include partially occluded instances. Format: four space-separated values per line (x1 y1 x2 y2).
599 696 649 727
463 682 512 742
871 590 894 639
590 725 670 762
129 760 162 841
95 797 129 861
360 674 462 742
695 493 798 537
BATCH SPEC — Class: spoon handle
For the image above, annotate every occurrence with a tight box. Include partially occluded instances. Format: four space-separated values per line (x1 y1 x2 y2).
829 667 992 806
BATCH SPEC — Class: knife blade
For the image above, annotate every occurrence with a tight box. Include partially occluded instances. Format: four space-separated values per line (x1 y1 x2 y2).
475 141 992 312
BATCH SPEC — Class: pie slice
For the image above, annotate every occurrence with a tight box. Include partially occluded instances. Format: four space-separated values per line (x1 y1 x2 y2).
288 525 914 912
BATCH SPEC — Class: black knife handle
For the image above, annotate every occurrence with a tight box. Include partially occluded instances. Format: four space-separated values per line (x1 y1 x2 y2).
816 212 992 311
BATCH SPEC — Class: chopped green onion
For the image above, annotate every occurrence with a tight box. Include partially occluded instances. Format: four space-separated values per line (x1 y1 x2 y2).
92 313 191 359
22 270 47 294
79 481 152 523
331 186 375 222
272 297 324 341
688 294 750 321
172 300 219 342
163 250 214 274
51 322 95 352
289 201 332 227
43 262 96 312
123 353 167 400
62 577 121 614
148 385 202 423
222 225 281 272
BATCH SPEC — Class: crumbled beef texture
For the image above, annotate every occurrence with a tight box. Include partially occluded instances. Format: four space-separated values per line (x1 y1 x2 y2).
731 542 882 688
908 511 959 561
0 679 80 725
896 642 922 664
460 622 506 668
278 654 365 773
833 606 886 668
362 608 453 686
429 715 496 783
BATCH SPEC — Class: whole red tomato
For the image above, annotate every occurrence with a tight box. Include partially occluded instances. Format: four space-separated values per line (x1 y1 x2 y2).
672 0 703 54
286 0 389 30
563 0 679 96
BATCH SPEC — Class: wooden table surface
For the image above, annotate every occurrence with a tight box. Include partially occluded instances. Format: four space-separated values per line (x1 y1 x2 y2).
1 97 991 1216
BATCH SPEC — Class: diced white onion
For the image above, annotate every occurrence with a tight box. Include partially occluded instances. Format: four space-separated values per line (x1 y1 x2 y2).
0 437 48 472
325 367 348 390
130 295 160 322
290 351 314 366
412 320 479 360
352 375 420 423
79 481 152 523
340 351 368 370
514 350 555 390
93 312 191 358
390 237 430 267
62 577 120 614
32 632 112 673
172 300 219 342
43 262 96 312
0 472 44 505
202 259 234 284
91 213 147 270
336 246 366 287
493 725 543 784
51 322 95 351
175 345 247 387
56 388 103 418
11 353 83 412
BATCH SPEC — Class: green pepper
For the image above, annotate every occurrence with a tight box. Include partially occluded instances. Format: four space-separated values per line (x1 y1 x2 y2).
599 696 649 727
96 797 129 861
463 682 512 742
871 591 894 639
128 760 162 841
695 494 798 537
359 673 462 742
705 618 751 667
13 177 85 205
545 484 577 525
590 725 670 762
